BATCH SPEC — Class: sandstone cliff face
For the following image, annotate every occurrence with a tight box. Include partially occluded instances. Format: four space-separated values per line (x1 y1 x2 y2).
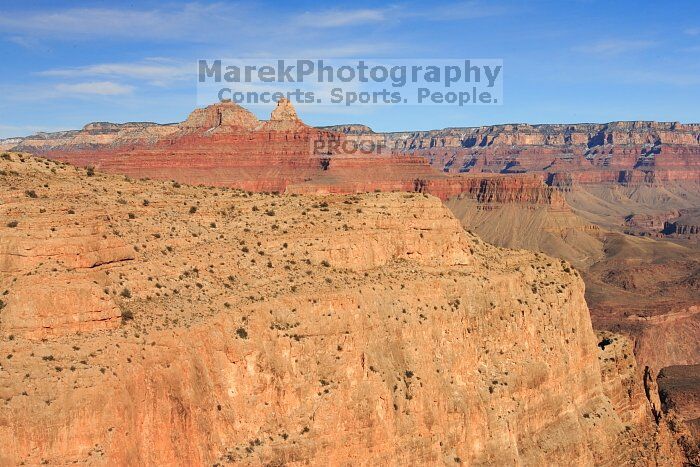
327 121 700 188
25 101 339 194
0 157 134 337
657 364 700 463
180 100 260 131
9 101 574 208
0 138 23 151
596 331 685 465
270 97 300 122
664 209 700 237
13 122 180 153
8 104 700 194
0 154 676 465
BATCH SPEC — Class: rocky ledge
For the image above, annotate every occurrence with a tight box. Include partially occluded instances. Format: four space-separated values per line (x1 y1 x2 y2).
0 153 684 465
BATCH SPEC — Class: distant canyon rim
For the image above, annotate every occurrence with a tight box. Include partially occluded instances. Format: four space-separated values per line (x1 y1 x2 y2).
1 98 698 464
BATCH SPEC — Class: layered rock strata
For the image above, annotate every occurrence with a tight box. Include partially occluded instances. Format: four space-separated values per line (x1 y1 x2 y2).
0 153 683 465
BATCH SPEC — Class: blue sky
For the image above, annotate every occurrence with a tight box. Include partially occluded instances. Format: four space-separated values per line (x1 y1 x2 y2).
1 0 699 138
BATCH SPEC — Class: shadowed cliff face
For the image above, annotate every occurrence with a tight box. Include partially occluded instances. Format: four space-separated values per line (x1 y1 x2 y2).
0 153 683 465
326 121 700 189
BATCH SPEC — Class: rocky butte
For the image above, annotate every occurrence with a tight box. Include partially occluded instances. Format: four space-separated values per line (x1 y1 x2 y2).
0 153 686 464
6 99 568 207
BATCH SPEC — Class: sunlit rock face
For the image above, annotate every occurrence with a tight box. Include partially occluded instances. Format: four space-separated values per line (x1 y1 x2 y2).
0 153 683 465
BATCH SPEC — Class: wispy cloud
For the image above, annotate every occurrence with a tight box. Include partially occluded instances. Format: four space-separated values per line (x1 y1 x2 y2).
54 81 135 96
0 3 240 41
294 2 508 29
6 35 49 51
685 27 700 36
295 8 389 28
38 59 192 86
0 2 509 42
614 70 700 86
573 39 656 55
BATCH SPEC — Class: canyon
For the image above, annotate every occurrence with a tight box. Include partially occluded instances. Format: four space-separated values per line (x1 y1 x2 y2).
5 103 699 236
0 152 686 465
1 99 699 463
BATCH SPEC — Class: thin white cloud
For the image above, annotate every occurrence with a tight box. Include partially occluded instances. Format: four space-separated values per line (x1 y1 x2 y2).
0 3 239 41
1 1 510 45
6 35 47 51
38 59 192 86
573 39 656 55
292 43 403 57
294 2 507 29
685 27 700 36
615 70 700 86
295 8 388 28
54 81 135 96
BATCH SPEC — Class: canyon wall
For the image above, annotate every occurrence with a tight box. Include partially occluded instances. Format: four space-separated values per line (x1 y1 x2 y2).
325 121 700 188
0 153 683 465
5 101 573 207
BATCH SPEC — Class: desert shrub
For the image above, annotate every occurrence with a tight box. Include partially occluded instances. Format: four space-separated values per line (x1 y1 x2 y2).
25 190 37 198
597 337 613 350
120 288 132 299
321 260 330 267
86 166 95 177
236 327 248 339
0 299 5 310
172 181 181 188
7 220 18 228
265 209 275 216
142 199 150 206
128 213 136 219
189 206 197 214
